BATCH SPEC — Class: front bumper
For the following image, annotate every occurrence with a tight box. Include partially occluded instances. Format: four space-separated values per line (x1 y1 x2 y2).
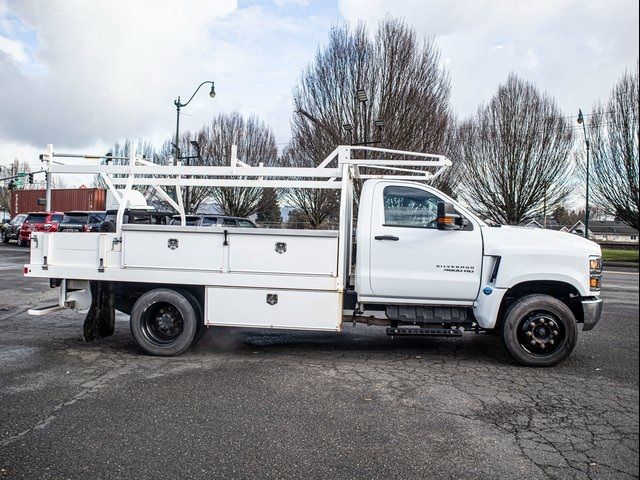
581 297 603 331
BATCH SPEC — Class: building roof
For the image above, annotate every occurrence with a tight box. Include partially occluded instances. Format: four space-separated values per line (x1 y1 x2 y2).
520 219 571 231
570 220 638 235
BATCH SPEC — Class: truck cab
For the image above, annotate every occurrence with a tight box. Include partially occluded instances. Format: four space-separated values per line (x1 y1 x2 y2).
355 179 602 366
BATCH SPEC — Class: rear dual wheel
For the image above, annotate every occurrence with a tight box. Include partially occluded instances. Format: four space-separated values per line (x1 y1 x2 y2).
130 289 203 356
501 294 577 367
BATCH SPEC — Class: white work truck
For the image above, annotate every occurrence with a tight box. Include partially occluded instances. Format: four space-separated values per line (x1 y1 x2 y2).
25 145 603 366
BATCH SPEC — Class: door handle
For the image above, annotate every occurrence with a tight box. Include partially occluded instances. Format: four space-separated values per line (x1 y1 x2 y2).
374 235 399 241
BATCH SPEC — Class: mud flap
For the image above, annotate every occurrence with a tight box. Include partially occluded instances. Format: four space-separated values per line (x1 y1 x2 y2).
83 281 115 342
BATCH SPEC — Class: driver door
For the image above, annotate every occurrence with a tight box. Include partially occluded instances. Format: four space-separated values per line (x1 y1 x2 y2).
369 183 483 303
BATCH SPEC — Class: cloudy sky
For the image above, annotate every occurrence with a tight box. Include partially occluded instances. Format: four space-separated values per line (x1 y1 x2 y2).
1 0 638 170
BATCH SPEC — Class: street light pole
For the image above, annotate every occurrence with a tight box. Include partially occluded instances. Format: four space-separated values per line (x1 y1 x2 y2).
356 89 368 145
173 81 216 166
174 99 181 165
577 109 590 239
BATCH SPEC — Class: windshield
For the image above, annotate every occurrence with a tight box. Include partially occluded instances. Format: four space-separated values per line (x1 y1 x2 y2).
25 213 47 223
62 214 89 224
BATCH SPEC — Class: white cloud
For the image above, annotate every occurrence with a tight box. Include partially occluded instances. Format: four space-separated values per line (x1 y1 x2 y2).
0 33 28 64
2 0 637 174
338 0 639 117
0 0 332 167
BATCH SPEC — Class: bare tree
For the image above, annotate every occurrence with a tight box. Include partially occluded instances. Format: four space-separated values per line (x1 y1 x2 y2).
91 139 159 196
586 63 639 229
198 112 278 217
455 74 574 225
285 18 454 226
281 138 339 228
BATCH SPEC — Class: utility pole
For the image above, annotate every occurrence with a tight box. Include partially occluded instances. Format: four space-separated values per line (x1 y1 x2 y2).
45 144 53 211
577 109 590 239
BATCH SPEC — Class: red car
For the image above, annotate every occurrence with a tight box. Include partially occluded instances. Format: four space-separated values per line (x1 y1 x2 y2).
18 211 65 247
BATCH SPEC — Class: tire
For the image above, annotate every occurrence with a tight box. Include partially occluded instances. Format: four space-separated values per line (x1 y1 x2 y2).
1 230 8 243
179 289 206 345
17 238 27 247
130 288 198 356
501 294 577 367
100 221 115 232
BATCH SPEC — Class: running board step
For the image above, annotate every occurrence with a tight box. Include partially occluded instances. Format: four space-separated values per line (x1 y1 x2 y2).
386 327 463 337
28 304 66 316
28 300 74 316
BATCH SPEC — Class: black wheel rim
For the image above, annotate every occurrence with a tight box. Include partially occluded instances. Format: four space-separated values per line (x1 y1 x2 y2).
517 311 565 356
140 302 184 345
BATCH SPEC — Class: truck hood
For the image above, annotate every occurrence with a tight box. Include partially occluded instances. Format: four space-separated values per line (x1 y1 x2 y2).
481 225 601 257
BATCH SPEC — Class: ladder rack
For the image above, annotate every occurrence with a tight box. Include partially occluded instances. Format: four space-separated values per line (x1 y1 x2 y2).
39 144 451 231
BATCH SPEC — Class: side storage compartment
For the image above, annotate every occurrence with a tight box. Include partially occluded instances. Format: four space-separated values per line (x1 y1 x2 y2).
205 286 342 331
122 228 225 271
228 231 338 276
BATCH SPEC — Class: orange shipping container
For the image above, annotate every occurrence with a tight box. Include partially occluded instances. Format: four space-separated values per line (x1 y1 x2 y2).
10 188 106 217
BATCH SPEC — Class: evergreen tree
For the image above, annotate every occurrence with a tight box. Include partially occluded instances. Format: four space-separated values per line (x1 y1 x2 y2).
256 188 282 225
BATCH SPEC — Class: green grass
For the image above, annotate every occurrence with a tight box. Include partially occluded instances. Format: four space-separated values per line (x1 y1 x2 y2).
602 248 639 263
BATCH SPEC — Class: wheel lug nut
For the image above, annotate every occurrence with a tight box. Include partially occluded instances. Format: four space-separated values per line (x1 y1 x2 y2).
552 330 558 336
526 331 533 337
530 322 536 328
530 340 536 346
549 340 555 345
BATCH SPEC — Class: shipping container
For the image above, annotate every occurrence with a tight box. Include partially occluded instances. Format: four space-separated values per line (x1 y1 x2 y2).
10 188 106 216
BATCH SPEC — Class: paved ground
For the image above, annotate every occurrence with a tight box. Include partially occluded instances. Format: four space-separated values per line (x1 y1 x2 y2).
0 242 638 479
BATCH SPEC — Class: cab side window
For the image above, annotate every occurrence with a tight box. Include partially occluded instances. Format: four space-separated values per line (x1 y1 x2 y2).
383 186 439 228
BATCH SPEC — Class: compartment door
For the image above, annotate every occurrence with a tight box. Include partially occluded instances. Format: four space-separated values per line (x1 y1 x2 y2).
205 287 341 331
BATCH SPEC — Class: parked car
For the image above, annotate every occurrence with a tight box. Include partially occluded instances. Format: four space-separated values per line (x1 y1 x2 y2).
196 215 257 228
169 214 202 226
168 214 257 228
18 212 65 247
99 209 173 232
1 213 28 244
58 211 106 233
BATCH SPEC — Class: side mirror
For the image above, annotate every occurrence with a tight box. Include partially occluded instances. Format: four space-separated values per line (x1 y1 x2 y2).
437 201 463 230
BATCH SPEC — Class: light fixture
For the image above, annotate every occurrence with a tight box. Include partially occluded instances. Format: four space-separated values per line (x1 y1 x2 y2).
577 109 584 124
342 123 353 132
356 88 368 103
209 82 216 98
374 119 385 128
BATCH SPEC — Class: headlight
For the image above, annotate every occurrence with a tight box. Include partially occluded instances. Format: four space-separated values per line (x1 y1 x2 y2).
589 256 602 292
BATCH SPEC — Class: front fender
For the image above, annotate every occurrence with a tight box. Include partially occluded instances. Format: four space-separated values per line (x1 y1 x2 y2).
494 253 590 297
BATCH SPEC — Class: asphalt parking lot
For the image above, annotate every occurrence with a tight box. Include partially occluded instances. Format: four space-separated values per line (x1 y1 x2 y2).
0 242 638 479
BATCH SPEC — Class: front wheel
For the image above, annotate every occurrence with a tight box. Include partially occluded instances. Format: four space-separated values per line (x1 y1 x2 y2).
130 289 198 356
1 230 8 243
501 294 577 367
